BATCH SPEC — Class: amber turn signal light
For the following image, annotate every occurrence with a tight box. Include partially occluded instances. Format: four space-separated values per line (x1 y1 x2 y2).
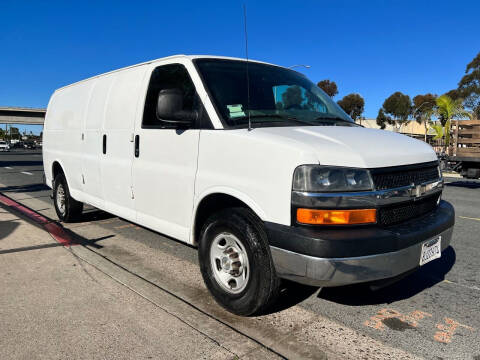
297 208 376 225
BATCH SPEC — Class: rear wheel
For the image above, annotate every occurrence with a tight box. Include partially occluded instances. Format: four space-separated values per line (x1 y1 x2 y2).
198 207 279 316
53 173 83 222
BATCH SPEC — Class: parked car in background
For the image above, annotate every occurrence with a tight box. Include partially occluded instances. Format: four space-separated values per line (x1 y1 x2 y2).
23 141 36 149
10 141 24 149
0 141 10 151
43 55 455 316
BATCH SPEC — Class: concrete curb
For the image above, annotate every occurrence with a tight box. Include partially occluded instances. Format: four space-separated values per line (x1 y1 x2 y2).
0 193 75 246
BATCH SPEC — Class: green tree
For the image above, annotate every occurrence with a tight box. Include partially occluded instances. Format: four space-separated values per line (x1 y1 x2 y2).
445 89 461 101
281 85 303 109
337 93 365 121
376 108 392 130
381 92 412 130
10 127 19 140
458 52 480 119
317 80 338 98
435 94 471 151
412 93 437 142
0 128 4 139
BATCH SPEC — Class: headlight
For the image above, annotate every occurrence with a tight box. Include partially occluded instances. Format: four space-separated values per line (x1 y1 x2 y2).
293 165 373 192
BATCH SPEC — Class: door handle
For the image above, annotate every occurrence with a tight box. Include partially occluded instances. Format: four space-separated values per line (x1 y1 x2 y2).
102 134 107 154
134 135 139 158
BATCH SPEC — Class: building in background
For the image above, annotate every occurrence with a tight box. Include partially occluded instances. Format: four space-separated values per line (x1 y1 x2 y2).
356 118 435 140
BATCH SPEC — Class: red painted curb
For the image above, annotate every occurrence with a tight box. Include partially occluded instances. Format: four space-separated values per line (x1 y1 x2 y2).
0 193 76 246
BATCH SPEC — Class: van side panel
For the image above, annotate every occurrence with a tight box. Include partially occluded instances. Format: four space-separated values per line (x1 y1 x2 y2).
44 81 94 200
101 66 146 221
81 76 112 208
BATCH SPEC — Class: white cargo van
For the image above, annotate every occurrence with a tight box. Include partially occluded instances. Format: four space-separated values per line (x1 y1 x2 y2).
43 55 454 315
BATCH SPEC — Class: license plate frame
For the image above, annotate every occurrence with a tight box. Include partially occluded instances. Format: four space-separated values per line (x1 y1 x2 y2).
419 236 442 266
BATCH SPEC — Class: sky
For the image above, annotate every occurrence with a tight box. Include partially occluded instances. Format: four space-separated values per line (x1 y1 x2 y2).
1 0 479 135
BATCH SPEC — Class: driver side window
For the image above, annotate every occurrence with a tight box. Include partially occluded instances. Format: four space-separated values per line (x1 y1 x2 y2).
142 64 212 129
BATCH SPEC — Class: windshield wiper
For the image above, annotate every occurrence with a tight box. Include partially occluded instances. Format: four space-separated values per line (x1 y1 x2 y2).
241 114 290 120
314 116 358 126
236 114 316 126
314 116 352 123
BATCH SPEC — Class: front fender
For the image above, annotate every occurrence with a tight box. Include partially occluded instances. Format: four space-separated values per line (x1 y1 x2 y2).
190 186 268 244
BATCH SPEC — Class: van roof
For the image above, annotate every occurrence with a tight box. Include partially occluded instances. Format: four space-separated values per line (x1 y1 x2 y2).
55 55 279 92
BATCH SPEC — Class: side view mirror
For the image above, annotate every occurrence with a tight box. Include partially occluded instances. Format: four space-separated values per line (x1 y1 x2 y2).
156 88 197 126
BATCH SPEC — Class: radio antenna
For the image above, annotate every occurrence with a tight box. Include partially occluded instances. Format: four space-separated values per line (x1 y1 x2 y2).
243 4 252 131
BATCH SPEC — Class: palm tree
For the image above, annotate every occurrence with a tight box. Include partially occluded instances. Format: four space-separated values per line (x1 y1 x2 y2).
435 95 471 152
429 120 444 143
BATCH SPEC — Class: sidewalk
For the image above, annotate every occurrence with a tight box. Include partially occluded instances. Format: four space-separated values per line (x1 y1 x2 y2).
0 204 264 360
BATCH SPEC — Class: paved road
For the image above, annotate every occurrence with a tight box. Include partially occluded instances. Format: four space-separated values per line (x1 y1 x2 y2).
1 149 480 359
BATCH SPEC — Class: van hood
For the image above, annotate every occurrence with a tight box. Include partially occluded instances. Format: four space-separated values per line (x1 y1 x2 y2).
253 126 437 168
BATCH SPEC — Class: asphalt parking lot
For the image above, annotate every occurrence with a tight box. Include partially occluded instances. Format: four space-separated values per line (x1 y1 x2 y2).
1 149 480 359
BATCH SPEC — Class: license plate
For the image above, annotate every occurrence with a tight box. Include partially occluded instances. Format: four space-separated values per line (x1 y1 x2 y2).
420 236 441 266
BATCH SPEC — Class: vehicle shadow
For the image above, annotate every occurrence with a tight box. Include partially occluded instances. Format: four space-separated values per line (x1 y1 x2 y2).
445 181 480 189
1 198 116 250
0 219 20 241
317 246 456 306
263 280 319 315
0 160 43 167
0 183 49 193
73 209 116 223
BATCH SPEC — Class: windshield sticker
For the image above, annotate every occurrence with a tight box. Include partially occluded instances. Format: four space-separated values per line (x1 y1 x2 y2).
227 104 246 118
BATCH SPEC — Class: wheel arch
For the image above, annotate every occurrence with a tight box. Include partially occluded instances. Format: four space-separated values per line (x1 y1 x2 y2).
50 160 72 192
52 160 65 180
191 189 266 246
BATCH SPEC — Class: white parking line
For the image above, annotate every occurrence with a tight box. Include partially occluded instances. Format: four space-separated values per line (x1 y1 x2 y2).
459 215 480 222
4 166 13 169
443 279 480 292
21 171 33 176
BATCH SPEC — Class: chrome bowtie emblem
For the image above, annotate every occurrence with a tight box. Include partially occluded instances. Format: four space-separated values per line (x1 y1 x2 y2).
410 183 426 199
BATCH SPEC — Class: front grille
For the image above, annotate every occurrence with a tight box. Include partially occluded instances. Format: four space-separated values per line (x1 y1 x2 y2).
371 163 439 190
378 194 440 226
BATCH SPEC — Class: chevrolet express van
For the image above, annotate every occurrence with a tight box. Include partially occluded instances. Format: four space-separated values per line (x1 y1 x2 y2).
43 55 454 315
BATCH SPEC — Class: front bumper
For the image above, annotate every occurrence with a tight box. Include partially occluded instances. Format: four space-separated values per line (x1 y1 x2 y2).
266 200 455 287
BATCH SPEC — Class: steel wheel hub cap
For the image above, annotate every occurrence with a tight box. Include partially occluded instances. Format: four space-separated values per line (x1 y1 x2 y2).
56 184 66 215
210 232 250 294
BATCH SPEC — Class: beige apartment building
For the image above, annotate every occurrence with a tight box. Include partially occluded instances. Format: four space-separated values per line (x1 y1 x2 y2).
356 118 434 139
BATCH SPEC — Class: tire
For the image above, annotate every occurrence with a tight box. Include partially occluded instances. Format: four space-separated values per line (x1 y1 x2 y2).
53 173 83 222
198 207 280 316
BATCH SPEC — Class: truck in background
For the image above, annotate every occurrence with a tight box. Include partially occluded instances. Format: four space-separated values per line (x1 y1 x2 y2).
449 119 480 179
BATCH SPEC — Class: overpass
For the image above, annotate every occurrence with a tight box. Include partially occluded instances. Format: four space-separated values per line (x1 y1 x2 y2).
0 107 46 125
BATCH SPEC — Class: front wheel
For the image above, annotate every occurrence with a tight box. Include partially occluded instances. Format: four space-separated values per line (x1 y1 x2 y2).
53 173 83 222
198 208 279 316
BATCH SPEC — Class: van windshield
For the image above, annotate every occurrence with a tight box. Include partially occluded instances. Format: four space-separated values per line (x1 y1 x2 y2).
194 59 356 128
